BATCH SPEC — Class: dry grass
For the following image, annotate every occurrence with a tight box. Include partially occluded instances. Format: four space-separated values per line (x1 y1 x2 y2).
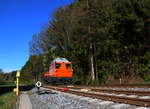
0 92 18 109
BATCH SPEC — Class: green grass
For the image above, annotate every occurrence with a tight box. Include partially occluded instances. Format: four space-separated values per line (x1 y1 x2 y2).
0 84 16 87
0 92 18 109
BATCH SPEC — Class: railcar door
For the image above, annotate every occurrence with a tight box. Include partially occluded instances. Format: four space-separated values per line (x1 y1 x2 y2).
65 63 73 77
49 64 54 76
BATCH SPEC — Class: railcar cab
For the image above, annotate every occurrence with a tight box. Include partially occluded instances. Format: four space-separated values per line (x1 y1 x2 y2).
52 59 73 77
44 58 73 84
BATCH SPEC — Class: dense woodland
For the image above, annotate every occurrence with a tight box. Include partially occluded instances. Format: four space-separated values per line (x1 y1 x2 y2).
21 0 150 84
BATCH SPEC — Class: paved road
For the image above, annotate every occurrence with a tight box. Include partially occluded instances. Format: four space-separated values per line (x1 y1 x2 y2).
19 92 32 109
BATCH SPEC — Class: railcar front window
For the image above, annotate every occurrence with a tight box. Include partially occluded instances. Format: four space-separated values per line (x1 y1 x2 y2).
66 64 71 69
55 63 61 69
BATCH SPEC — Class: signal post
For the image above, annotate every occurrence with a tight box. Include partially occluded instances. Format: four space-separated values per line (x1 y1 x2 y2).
14 70 20 95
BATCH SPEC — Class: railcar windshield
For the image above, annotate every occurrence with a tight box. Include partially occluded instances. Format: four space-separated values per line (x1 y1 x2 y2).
66 64 71 69
55 63 61 69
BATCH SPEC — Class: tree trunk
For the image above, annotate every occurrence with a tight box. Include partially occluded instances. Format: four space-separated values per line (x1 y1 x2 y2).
90 42 95 81
90 40 97 81
93 40 98 81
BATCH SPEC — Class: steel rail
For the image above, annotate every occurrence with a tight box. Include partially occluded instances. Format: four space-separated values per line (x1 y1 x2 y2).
72 84 150 88
44 86 150 107
67 90 150 107
69 87 150 96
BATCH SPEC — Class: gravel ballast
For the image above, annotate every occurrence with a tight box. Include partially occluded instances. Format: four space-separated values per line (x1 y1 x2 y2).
29 88 150 109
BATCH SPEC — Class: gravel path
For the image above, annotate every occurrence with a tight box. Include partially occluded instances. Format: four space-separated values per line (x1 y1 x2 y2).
29 88 150 109
19 92 32 109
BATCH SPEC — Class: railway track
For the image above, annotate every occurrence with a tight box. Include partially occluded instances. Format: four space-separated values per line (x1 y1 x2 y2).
68 87 150 96
44 85 150 107
91 84 150 88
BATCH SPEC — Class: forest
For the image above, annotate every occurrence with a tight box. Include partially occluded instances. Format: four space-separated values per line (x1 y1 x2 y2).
21 0 150 85
0 69 16 85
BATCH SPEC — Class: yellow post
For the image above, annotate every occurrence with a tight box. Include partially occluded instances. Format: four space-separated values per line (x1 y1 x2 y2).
16 70 20 95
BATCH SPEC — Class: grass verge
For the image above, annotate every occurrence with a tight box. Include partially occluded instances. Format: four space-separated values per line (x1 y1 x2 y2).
0 92 18 109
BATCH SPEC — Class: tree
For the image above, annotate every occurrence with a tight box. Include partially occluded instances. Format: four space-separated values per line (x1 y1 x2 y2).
21 55 43 83
27 0 150 84
0 69 3 73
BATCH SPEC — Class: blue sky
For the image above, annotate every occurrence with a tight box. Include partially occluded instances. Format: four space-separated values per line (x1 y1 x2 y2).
0 0 74 72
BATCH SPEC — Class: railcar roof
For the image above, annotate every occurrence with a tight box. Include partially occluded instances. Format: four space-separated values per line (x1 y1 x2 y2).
52 58 71 63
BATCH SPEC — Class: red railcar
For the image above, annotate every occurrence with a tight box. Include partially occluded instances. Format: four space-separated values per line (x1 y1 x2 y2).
44 58 73 84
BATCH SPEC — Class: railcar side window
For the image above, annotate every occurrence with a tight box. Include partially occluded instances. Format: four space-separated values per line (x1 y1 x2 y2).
55 63 61 69
66 64 71 69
